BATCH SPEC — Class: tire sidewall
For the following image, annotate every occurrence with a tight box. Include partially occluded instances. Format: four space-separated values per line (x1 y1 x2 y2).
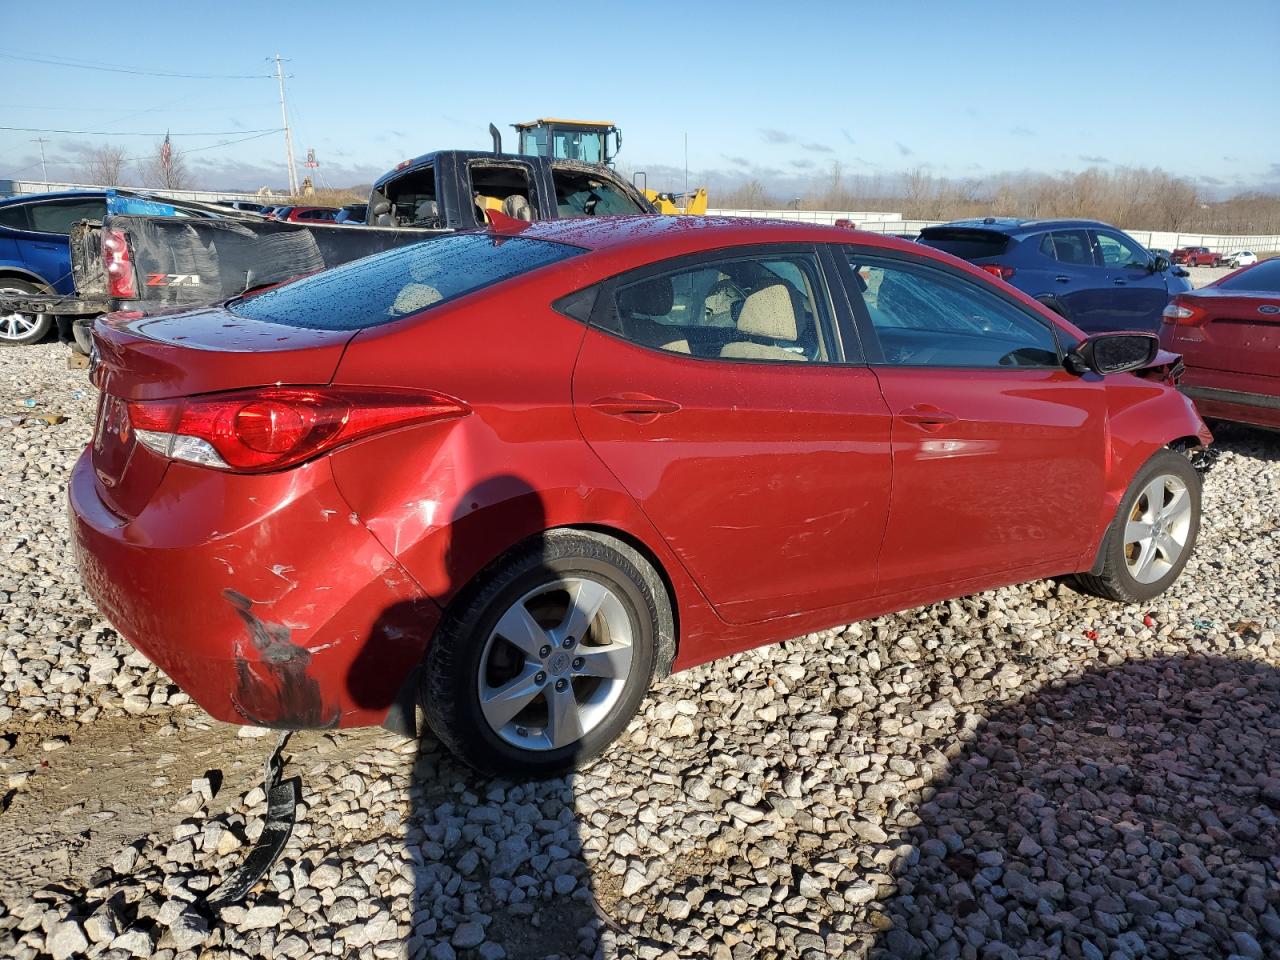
1106 451 1202 602
425 535 658 777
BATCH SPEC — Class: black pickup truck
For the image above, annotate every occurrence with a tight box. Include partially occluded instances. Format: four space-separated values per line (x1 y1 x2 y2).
3 149 652 351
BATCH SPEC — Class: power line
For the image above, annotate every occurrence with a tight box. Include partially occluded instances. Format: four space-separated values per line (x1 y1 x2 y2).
0 50 272 80
0 125 280 137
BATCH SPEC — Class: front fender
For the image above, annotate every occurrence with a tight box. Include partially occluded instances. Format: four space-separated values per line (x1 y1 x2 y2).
1079 380 1211 572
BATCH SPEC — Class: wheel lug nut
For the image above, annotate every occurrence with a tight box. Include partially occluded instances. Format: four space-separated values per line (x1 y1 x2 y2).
555 679 567 692
535 672 546 684
572 657 584 670
539 645 551 658
563 636 575 648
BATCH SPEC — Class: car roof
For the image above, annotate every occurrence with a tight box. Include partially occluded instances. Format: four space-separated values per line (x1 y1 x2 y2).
0 190 106 207
926 217 1112 236
512 214 918 255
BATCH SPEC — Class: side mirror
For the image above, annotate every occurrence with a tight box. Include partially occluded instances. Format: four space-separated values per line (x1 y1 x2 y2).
1067 332 1160 376
1151 255 1170 272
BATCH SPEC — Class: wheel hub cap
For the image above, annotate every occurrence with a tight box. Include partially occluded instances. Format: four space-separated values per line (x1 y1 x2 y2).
477 576 635 752
1123 473 1191 585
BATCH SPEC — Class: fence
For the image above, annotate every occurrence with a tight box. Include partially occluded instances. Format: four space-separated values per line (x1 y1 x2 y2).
708 208 1280 253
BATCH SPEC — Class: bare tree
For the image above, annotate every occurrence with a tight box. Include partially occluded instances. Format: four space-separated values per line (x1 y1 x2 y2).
721 179 772 209
141 137 191 191
80 145 128 186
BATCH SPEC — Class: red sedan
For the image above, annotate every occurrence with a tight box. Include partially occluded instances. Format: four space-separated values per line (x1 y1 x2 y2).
72 216 1211 776
1161 258 1280 431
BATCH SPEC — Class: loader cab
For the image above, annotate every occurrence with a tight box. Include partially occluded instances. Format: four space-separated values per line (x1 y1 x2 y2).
515 118 620 167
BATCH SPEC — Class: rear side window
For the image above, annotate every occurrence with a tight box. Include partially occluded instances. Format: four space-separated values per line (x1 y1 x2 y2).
553 169 646 217
1040 230 1094 266
29 198 107 235
229 234 583 330
917 228 1010 261
1217 259 1280 292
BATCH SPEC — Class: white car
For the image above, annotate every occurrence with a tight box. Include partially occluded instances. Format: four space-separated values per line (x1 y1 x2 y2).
1226 251 1258 268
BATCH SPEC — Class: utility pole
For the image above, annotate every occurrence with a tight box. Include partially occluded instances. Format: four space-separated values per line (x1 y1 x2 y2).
272 54 298 196
31 138 50 183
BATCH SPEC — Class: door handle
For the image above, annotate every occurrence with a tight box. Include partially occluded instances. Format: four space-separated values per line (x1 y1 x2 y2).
589 394 681 421
898 404 957 431
1055 275 1071 283
1113 278 1126 285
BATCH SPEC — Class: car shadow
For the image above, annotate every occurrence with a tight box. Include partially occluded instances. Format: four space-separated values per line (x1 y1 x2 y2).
347 474 608 959
1205 421 1280 463
870 653 1280 959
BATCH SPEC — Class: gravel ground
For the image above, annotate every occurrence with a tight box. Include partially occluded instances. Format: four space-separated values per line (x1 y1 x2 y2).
1 341 1277 960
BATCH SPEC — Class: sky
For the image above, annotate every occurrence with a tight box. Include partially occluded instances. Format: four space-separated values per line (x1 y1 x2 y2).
2 0 1278 197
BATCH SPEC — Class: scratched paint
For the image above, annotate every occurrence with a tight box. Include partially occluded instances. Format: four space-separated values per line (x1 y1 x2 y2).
224 589 340 729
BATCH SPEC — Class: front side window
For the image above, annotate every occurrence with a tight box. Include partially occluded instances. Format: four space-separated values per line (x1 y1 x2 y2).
1039 230 1095 266
29 198 107 235
229 234 583 331
553 169 646 217
1095 231 1149 269
845 254 1059 368
605 251 832 362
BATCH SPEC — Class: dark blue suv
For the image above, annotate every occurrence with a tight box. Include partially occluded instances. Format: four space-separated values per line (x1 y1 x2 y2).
917 218 1192 332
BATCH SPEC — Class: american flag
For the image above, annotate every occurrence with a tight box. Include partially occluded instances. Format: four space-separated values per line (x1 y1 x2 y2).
160 132 172 167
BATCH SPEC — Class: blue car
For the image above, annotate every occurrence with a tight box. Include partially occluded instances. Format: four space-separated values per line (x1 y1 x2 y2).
0 190 219 345
917 218 1193 332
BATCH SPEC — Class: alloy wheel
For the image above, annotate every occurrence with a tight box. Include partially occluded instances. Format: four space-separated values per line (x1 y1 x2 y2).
477 576 634 751
1123 474 1192 584
0 288 45 342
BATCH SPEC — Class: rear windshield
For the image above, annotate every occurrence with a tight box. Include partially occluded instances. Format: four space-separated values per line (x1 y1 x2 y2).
916 228 1011 261
1217 259 1280 292
229 233 583 330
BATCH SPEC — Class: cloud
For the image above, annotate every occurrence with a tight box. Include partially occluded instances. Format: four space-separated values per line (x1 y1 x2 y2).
1222 155 1239 162
1198 175 1225 186
895 141 913 156
760 129 795 144
1078 154 1109 163
841 129 855 144
801 142 834 153
721 154 750 167
790 158 816 170
1009 125 1034 137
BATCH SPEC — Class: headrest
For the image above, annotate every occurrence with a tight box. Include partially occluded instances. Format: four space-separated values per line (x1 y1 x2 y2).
736 284 798 341
390 283 442 317
502 194 533 221
617 275 674 317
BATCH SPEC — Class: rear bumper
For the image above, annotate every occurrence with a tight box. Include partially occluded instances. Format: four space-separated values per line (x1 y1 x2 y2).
68 451 441 728
0 292 108 316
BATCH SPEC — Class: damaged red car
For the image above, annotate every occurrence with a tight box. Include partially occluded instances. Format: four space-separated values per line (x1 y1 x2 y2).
72 216 1211 776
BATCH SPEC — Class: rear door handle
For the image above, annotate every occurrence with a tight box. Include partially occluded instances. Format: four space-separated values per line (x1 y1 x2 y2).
1113 278 1127 285
898 404 957 431
1055 275 1071 283
589 394 681 421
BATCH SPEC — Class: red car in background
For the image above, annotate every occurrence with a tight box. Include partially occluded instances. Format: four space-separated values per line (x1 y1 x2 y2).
1161 258 1280 430
267 205 340 223
71 216 1210 777
1171 246 1222 267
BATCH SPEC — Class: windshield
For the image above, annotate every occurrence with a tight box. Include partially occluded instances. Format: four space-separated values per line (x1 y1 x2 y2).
1217 259 1280 293
229 234 583 331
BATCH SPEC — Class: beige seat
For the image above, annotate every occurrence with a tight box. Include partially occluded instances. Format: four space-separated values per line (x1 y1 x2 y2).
660 339 691 354
719 284 806 362
389 283 442 316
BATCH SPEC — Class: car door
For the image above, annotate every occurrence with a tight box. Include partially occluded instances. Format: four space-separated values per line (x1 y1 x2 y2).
1034 228 1115 332
571 245 893 625
23 196 107 294
833 247 1108 597
1093 229 1169 331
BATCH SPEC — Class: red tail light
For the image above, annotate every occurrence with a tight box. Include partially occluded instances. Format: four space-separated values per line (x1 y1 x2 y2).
126 386 468 472
980 264 1015 281
102 228 136 299
1161 297 1206 326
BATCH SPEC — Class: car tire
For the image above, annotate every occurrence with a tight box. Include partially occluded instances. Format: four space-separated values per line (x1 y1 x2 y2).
1070 448 1201 603
421 530 669 778
0 280 52 346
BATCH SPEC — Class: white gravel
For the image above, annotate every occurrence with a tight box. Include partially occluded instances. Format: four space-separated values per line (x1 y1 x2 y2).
1 341 1277 960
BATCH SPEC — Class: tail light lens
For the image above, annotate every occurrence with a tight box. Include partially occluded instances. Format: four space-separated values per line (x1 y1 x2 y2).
102 228 136 299
1162 298 1206 326
981 264 1015 281
126 386 468 472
